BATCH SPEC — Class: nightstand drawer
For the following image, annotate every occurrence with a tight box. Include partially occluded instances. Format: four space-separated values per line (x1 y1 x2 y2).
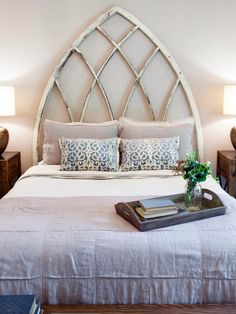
218 155 230 175
8 152 20 176
217 150 236 197
0 151 21 197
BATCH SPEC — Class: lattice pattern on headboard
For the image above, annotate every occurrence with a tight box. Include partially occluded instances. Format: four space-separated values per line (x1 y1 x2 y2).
33 6 204 164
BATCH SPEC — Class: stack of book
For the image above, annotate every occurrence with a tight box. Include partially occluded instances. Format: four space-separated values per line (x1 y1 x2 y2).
0 295 41 314
135 198 178 219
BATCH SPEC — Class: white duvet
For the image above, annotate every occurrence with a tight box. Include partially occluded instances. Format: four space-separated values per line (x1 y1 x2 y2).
6 164 225 198
1 165 236 304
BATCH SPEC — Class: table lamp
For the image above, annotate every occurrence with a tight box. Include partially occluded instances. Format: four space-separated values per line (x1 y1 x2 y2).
0 86 15 155
223 85 236 150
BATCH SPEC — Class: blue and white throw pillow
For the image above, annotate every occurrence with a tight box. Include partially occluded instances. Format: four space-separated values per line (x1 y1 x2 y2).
120 137 179 171
59 137 120 171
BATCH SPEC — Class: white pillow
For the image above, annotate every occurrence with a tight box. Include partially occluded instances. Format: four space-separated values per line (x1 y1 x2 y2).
118 117 194 160
43 119 118 164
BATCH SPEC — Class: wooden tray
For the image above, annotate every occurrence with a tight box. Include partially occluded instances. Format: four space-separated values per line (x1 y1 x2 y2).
115 189 226 231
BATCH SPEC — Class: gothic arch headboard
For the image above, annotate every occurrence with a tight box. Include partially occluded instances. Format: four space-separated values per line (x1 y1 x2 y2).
33 6 204 164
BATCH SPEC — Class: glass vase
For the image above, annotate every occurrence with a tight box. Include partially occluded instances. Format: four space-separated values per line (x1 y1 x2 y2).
185 182 202 212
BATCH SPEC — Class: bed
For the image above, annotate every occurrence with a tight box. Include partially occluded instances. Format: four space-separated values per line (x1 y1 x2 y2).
0 6 236 307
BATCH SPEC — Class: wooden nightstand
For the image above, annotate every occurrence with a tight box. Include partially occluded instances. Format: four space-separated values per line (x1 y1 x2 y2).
0 151 21 197
217 150 236 197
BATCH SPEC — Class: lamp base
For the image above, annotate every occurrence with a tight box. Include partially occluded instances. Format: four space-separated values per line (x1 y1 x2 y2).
230 126 236 151
0 127 9 155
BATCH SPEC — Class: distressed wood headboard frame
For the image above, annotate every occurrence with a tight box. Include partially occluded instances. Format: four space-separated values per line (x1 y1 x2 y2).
33 6 204 164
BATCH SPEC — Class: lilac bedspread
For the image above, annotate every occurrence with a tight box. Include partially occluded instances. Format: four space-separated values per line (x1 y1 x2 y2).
0 193 235 304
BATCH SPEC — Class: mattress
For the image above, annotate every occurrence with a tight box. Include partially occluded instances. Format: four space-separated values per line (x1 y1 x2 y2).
1 165 236 304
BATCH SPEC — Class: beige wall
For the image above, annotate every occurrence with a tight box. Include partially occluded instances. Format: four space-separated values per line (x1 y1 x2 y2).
0 0 235 173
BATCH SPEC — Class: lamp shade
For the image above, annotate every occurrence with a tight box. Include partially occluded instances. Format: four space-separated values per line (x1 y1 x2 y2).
0 86 15 116
223 85 236 115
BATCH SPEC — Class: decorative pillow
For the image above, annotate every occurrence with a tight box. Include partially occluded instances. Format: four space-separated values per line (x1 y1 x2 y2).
59 137 120 171
118 117 194 160
43 120 119 165
120 137 179 171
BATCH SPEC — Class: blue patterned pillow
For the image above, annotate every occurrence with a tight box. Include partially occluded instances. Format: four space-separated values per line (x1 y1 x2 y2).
120 137 179 171
59 137 120 171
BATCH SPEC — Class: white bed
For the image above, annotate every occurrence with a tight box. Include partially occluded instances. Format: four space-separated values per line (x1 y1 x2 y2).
1 165 236 304
0 6 235 306
6 165 225 199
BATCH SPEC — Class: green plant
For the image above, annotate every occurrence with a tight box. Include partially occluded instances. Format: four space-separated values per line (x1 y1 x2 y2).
173 152 212 193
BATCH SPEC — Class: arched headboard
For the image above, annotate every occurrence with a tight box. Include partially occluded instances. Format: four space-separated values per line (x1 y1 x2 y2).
33 6 204 164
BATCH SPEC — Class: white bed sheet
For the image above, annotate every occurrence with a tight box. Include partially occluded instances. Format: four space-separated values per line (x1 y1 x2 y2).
6 164 223 198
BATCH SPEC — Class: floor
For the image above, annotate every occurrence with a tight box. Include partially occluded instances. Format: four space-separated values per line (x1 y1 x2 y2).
41 304 236 314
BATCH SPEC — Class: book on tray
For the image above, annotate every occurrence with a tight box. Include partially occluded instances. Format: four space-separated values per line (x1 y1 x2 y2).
0 294 41 314
136 197 178 219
